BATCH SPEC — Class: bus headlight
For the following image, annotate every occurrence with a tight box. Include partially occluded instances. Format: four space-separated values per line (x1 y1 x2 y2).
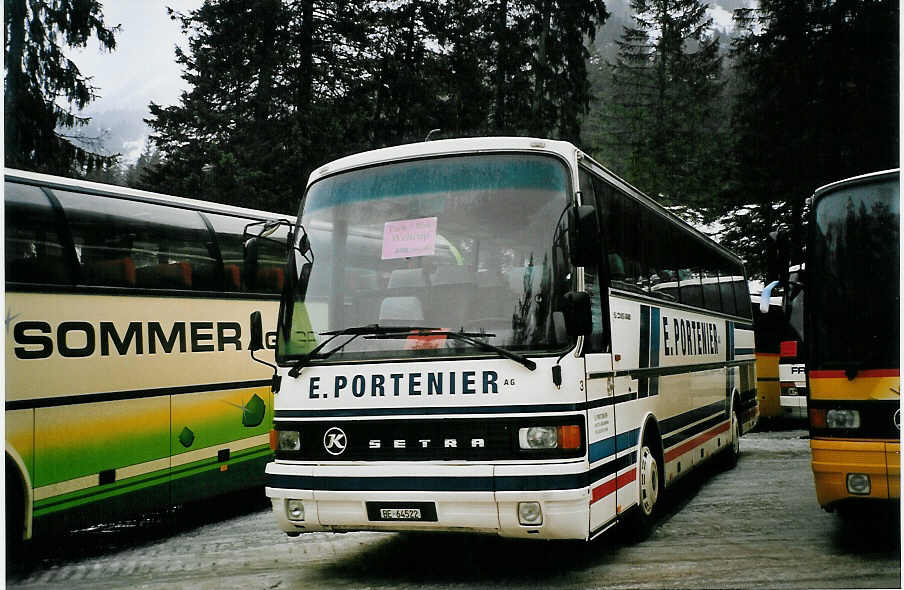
518 425 582 450
826 409 860 429
286 499 305 521
519 426 558 449
277 430 301 451
846 473 871 495
518 502 543 525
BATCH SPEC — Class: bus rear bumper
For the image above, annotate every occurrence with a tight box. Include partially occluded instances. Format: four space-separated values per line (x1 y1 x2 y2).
779 394 807 419
265 462 591 540
810 438 900 509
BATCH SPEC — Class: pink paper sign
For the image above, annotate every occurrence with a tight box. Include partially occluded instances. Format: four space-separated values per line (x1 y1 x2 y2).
382 217 438 260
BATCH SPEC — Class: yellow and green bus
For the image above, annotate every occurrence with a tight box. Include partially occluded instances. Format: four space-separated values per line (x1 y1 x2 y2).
5 169 291 543
804 169 900 512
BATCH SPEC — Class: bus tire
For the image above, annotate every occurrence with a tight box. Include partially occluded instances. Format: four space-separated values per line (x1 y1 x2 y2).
721 406 741 470
625 428 664 541
6 459 25 562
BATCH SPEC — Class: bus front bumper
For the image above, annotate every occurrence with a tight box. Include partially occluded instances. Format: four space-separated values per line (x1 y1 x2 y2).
265 462 592 540
810 438 900 509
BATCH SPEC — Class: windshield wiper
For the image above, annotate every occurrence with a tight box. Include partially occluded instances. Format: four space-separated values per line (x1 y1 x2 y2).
366 330 537 371
287 324 435 378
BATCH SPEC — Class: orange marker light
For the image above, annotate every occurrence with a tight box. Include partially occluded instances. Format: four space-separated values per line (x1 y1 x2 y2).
810 408 827 429
270 429 278 451
557 425 582 449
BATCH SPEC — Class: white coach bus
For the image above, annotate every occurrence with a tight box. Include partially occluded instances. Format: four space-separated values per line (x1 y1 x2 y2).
250 137 757 541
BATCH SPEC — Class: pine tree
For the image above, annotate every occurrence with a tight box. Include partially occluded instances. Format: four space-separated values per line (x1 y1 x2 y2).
727 0 898 274
144 0 297 211
4 0 120 175
596 0 725 206
144 0 609 212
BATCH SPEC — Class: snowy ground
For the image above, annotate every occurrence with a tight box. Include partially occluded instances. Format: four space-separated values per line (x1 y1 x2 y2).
7 426 900 589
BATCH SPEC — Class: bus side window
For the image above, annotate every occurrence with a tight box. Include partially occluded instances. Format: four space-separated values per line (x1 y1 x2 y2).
679 268 704 307
54 190 217 291
701 268 721 312
718 271 738 316
4 182 74 285
732 263 752 318
208 213 288 294
647 217 679 302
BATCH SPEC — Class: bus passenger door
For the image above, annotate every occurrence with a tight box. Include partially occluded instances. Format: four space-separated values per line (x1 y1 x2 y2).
585 346 618 536
579 167 618 536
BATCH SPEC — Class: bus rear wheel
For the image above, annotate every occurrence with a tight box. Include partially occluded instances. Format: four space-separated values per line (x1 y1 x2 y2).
6 464 25 562
721 409 741 470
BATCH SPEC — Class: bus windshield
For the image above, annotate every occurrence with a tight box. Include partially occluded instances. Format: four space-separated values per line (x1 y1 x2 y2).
809 176 900 373
280 153 574 363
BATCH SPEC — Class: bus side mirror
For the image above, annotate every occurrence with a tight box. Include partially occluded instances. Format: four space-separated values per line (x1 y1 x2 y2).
249 311 264 352
569 205 600 267
767 230 790 287
244 237 259 291
562 290 592 338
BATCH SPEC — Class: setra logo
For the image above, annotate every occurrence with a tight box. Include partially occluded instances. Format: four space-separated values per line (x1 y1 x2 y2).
323 427 348 455
894 409 900 432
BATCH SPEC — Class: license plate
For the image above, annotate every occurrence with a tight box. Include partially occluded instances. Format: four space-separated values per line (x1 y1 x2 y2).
366 501 437 521
380 508 422 520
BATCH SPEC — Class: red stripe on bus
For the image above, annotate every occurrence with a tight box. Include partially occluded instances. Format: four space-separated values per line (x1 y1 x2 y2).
590 467 638 505
664 422 730 463
591 478 617 504
809 369 900 379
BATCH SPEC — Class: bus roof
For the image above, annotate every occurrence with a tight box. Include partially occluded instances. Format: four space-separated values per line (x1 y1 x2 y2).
308 137 579 184
307 137 744 266
811 168 900 201
4 168 295 223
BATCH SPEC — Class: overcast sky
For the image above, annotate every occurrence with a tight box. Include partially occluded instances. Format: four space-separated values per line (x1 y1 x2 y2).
70 1 202 113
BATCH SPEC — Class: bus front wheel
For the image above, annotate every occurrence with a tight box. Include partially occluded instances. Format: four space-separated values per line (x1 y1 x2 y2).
624 434 664 541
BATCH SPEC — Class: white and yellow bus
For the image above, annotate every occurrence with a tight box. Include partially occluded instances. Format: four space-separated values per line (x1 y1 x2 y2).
253 137 758 541
5 169 292 543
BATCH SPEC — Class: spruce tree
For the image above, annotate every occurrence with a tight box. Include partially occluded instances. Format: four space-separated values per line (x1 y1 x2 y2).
727 0 898 274
4 0 120 174
597 0 725 207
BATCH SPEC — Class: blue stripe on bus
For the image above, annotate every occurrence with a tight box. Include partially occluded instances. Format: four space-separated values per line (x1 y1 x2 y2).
650 307 660 396
589 438 616 462
650 307 660 368
726 321 735 361
734 348 754 356
617 428 640 451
